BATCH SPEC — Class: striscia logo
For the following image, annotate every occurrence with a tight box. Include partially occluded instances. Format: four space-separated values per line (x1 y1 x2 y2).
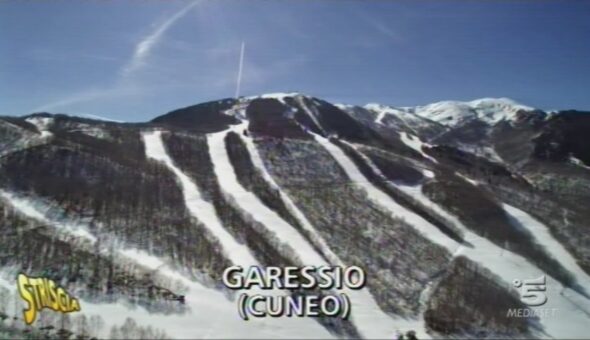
17 273 81 325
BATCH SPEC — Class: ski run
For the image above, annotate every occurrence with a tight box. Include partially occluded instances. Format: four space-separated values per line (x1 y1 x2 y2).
0 189 329 338
208 123 413 339
316 135 590 339
142 130 332 338
1 123 588 338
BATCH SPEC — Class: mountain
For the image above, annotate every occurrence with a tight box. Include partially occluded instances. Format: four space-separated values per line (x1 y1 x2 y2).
0 94 589 339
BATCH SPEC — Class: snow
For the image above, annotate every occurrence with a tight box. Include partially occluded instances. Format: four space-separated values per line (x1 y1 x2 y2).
388 184 590 339
364 103 421 128
411 98 533 127
294 96 327 135
334 103 352 111
316 138 590 337
363 103 438 138
315 135 459 254
0 190 97 242
454 172 480 186
315 134 466 338
569 155 590 170
503 204 590 295
66 124 111 139
365 98 528 130
208 126 321 265
247 92 300 105
0 189 290 338
0 134 335 339
399 132 438 163
422 168 435 178
469 98 534 124
142 130 259 268
143 130 334 338
25 116 53 138
2 245 332 339
413 100 474 126
222 101 249 120
455 143 505 163
364 103 391 124
239 123 342 267
209 124 407 339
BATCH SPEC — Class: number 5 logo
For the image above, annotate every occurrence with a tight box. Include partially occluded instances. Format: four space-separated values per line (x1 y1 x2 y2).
513 275 548 306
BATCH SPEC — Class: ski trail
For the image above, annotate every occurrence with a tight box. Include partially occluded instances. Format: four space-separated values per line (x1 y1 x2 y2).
315 135 458 253
0 189 96 242
348 157 590 340
143 130 332 338
316 135 590 338
398 132 437 163
295 96 328 136
209 125 421 339
503 204 590 294
332 143 590 338
208 128 322 266
0 190 326 338
375 110 387 124
142 130 258 268
0 136 332 339
238 122 343 267
374 110 388 124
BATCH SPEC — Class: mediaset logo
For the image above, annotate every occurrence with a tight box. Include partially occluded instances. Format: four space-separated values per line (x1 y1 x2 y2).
507 275 558 318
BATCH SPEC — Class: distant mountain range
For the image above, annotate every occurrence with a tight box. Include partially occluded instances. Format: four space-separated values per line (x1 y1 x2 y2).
0 94 589 339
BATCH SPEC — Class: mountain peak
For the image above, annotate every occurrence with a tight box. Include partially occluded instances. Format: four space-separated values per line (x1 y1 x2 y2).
411 97 535 126
360 97 536 127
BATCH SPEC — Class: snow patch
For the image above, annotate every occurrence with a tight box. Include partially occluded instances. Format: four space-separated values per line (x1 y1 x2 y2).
399 132 438 163
25 116 53 138
569 156 590 170
0 190 96 242
248 92 300 104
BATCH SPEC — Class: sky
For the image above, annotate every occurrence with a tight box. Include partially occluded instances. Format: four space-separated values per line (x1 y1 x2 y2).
1 0 589 122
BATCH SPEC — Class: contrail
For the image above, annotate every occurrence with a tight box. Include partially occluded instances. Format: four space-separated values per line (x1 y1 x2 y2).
235 41 245 98
33 1 199 113
122 1 200 77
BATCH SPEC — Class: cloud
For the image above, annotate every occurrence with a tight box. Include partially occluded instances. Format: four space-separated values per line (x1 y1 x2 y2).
121 1 200 78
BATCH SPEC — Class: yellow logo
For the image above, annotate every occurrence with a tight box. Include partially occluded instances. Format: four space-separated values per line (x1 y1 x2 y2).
17 273 81 325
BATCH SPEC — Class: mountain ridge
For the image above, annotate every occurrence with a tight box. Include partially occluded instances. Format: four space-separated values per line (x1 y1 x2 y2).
0 92 589 338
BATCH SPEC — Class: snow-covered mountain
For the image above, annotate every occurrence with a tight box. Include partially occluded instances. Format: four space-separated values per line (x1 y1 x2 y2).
412 98 534 126
0 94 589 339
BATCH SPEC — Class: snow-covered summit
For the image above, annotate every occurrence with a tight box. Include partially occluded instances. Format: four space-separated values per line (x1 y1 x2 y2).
362 98 534 127
411 98 534 126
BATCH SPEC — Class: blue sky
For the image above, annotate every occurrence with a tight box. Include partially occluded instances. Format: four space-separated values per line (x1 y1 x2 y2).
1 0 589 121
